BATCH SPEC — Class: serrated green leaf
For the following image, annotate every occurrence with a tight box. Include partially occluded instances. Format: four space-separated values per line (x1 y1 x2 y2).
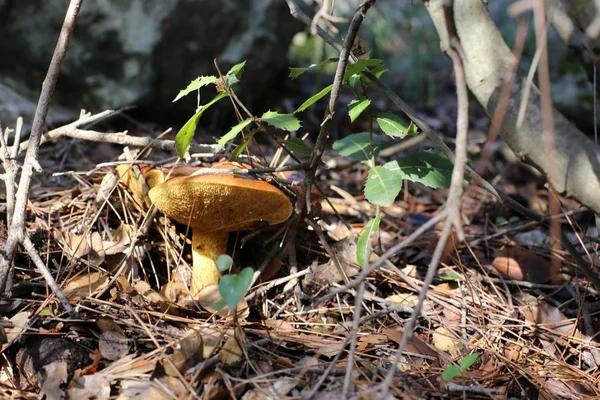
442 365 462 381
289 58 338 79
364 163 403 206
279 138 313 155
295 84 333 113
357 214 381 266
227 60 246 78
173 76 217 102
348 98 371 123
343 59 382 81
175 92 228 157
217 118 253 149
219 267 254 310
392 150 455 189
459 353 478 370
261 111 301 131
360 65 388 84
333 132 380 164
217 254 233 272
376 112 411 138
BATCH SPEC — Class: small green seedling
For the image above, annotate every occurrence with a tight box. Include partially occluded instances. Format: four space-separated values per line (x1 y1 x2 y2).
219 267 254 310
216 254 234 272
442 353 479 381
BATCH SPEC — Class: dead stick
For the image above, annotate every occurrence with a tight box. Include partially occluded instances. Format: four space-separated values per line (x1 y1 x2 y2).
0 0 83 296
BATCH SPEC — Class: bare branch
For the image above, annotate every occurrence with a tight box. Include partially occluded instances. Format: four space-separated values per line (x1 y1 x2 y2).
0 0 83 295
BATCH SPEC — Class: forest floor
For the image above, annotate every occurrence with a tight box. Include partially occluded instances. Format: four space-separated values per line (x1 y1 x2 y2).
0 96 598 400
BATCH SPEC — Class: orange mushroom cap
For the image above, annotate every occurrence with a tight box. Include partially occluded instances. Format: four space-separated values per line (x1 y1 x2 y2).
148 173 293 234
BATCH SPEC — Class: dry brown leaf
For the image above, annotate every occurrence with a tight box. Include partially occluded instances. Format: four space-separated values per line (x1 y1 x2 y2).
432 327 461 357
263 319 295 332
492 247 558 283
63 271 109 301
117 378 186 400
66 374 111 400
520 296 581 341
386 294 418 307
219 331 245 366
96 316 128 361
1 311 30 353
160 329 204 376
39 360 68 400
383 329 440 366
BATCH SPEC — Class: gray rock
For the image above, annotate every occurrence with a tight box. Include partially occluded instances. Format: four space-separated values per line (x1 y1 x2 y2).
0 0 301 127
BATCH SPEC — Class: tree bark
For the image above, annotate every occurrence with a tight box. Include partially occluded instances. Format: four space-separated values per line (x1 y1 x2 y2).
424 0 600 215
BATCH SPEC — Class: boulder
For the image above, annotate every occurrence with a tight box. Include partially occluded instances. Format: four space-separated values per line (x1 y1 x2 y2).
0 0 301 127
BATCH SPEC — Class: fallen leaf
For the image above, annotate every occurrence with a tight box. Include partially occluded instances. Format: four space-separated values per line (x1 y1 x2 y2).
96 316 128 361
63 272 109 301
219 331 245 366
432 327 461 357
67 374 110 400
39 360 68 400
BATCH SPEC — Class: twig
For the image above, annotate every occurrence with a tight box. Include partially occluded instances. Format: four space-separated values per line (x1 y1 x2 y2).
303 0 376 213
0 118 22 228
22 236 75 316
20 125 218 155
0 0 84 297
380 223 452 398
343 281 364 396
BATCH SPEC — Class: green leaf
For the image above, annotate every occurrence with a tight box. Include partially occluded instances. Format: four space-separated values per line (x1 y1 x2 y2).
289 58 338 79
348 98 371 123
364 163 403 207
357 214 381 266
175 92 228 157
439 271 462 281
442 365 462 381
495 217 507 225
216 254 233 272
230 129 259 161
509 216 520 223
393 150 455 189
173 76 217 102
261 111 301 131
376 112 413 138
349 74 361 90
333 132 380 164
406 121 419 136
343 59 382 81
279 138 313 155
217 118 253 149
219 267 254 310
459 353 478 370
227 60 246 78
295 84 333 113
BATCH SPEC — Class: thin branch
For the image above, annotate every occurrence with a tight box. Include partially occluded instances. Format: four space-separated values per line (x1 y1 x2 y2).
303 0 376 213
19 124 218 154
0 0 83 295
22 236 75 317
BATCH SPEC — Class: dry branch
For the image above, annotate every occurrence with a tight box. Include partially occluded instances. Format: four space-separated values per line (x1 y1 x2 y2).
425 0 600 216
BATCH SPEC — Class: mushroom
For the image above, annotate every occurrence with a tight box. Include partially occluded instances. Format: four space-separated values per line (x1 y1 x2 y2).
148 164 293 295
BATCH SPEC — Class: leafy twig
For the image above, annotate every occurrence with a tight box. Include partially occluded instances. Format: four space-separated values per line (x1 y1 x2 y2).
303 0 376 213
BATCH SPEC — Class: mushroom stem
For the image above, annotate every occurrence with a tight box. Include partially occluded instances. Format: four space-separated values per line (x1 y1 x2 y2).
191 230 229 295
